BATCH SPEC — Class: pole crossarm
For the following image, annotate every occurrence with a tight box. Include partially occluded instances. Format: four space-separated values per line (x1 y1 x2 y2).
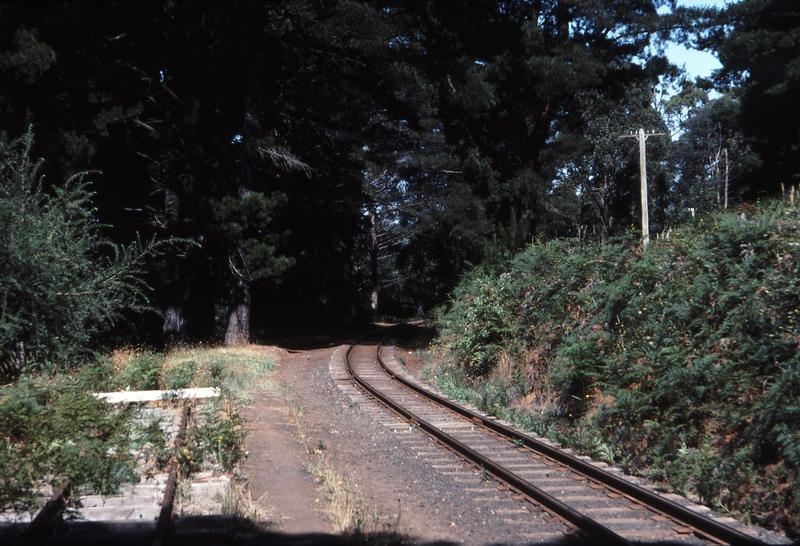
619 131 666 139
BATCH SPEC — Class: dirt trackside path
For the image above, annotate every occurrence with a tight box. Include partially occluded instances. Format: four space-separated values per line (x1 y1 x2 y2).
240 341 486 545
241 374 331 535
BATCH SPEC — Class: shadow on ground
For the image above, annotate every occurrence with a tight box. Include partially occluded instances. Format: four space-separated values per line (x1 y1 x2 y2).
1 516 732 546
256 321 435 353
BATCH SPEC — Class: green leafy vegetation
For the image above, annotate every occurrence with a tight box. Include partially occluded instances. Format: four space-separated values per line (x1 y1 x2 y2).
0 376 138 512
180 394 248 475
0 129 157 375
433 199 800 534
0 345 277 514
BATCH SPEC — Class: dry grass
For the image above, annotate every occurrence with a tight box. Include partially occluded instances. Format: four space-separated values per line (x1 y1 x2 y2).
107 346 145 371
217 479 270 522
161 345 282 394
419 345 449 382
280 391 378 533
101 344 282 395
307 454 376 532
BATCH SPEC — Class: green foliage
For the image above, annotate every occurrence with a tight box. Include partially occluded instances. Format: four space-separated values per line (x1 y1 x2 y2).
128 414 170 473
0 27 56 84
165 359 197 391
482 209 530 275
0 130 157 373
712 0 800 190
670 90 756 218
546 85 670 239
76 351 164 392
204 192 294 283
0 376 138 512
180 395 248 474
435 200 800 532
437 272 514 376
124 353 163 391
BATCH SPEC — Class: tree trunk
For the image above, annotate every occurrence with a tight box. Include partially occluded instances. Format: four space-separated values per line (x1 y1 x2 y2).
224 36 263 347
225 277 251 346
163 304 186 345
370 210 379 321
182 94 206 209
724 147 729 209
163 247 188 345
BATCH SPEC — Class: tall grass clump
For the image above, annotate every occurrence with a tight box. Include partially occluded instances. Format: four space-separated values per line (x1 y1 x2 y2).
308 454 376 532
434 199 800 534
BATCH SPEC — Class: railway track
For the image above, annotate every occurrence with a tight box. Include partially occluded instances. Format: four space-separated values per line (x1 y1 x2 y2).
341 326 778 545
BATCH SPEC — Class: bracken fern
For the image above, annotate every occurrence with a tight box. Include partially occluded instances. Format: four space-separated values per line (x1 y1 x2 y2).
434 199 800 534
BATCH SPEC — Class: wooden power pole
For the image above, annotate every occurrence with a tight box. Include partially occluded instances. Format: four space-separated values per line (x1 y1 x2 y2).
620 128 665 247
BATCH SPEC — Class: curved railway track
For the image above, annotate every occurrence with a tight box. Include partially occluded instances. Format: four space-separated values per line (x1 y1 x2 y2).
343 326 775 546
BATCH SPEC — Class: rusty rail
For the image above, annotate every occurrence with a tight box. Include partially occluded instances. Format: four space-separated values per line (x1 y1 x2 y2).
153 405 190 546
344 326 770 546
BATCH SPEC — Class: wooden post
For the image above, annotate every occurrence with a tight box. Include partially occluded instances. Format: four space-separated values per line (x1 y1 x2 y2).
619 129 664 248
637 128 649 246
17 481 71 546
723 147 729 209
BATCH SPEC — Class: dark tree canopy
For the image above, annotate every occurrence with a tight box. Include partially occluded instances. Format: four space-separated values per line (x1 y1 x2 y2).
710 0 800 193
1 0 797 353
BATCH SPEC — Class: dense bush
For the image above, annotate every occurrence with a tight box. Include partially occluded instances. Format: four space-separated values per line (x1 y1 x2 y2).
0 130 156 374
435 201 800 533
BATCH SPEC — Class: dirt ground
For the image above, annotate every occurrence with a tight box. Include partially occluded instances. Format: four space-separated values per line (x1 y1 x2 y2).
238 328 794 546
239 327 580 546
241 342 475 543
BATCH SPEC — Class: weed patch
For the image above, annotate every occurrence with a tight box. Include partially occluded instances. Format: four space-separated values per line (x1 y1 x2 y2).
0 344 279 517
180 393 248 474
308 454 376 532
0 377 138 512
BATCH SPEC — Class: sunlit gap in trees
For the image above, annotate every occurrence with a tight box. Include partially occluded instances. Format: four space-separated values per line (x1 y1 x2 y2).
552 164 585 198
652 0 735 97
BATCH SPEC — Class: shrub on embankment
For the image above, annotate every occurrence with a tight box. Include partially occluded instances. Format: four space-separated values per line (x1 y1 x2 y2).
433 200 800 534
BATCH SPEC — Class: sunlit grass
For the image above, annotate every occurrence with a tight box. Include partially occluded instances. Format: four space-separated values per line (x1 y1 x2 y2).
98 345 281 395
161 345 281 395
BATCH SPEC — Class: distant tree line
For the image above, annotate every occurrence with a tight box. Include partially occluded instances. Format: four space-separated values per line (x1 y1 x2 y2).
0 0 797 358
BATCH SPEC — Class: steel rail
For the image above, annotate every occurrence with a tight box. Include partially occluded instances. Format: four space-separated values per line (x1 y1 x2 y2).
153 405 190 546
374 329 768 546
346 328 634 546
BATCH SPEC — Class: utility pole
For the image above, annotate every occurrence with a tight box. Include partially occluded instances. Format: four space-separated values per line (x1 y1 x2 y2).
620 128 665 247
